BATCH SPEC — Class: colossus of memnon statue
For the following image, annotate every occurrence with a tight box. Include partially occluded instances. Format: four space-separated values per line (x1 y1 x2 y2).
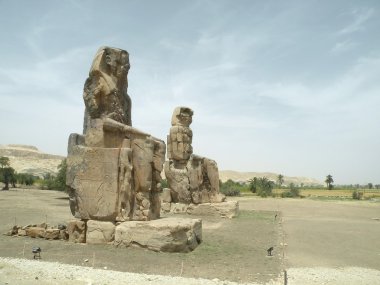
164 107 226 204
66 46 165 222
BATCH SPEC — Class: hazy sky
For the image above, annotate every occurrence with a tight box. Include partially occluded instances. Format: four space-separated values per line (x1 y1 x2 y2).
0 0 379 184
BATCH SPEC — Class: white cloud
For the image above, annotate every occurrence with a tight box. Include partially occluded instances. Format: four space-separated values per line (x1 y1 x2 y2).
339 8 374 35
331 40 358 54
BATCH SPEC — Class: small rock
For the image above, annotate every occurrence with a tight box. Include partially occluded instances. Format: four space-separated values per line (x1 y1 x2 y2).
58 223 67 230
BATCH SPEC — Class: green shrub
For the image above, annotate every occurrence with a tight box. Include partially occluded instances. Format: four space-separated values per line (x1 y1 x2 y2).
40 159 67 191
161 179 168 189
352 191 363 200
16 173 38 186
220 187 241 196
220 179 249 196
281 183 300 198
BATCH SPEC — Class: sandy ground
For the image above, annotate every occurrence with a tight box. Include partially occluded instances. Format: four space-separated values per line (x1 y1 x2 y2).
0 189 280 284
1 189 380 284
236 197 380 269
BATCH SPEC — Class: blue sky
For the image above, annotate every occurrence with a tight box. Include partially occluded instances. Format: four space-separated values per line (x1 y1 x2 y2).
0 0 379 184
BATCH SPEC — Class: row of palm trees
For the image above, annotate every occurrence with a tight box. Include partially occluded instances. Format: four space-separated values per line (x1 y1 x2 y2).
250 173 334 190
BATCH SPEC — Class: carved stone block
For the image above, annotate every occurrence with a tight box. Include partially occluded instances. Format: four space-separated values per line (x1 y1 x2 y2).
67 146 121 221
67 220 86 243
86 220 115 244
114 218 202 252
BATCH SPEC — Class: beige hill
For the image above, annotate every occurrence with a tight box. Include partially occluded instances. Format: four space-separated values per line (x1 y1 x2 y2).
0 144 65 178
0 144 322 186
219 170 322 186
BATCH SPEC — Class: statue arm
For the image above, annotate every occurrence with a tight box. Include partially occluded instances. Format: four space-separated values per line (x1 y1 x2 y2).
103 118 150 139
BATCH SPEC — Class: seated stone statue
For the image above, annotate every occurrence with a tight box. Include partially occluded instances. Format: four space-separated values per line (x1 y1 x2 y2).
164 107 225 204
66 47 165 222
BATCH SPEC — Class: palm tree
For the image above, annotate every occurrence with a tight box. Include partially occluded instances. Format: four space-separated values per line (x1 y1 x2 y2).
277 174 284 188
0 156 10 168
325 174 334 190
248 177 258 193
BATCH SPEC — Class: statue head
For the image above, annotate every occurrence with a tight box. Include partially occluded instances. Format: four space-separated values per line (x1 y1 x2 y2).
83 46 132 133
89 46 130 88
171 107 193 127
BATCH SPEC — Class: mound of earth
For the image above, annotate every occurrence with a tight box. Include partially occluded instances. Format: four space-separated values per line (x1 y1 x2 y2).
0 144 64 177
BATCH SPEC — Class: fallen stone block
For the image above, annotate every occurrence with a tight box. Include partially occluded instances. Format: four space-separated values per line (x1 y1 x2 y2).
17 229 27 236
25 227 45 238
86 220 115 244
44 229 61 240
114 217 202 252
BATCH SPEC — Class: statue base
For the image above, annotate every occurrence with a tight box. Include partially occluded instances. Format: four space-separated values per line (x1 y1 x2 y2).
161 201 239 219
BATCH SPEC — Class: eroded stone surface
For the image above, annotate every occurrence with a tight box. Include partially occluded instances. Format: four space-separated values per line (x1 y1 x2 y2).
86 220 115 244
114 218 202 252
67 147 121 221
67 220 86 243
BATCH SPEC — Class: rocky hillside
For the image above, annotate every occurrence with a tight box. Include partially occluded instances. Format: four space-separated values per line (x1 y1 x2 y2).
0 144 65 178
219 170 322 186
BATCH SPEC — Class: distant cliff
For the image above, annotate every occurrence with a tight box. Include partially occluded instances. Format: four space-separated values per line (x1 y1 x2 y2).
0 144 65 177
0 144 322 186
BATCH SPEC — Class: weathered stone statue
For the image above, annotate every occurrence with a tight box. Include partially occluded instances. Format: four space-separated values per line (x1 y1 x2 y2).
66 46 165 222
164 107 225 204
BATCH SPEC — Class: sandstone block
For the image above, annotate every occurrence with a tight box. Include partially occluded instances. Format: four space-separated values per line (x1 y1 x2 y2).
114 218 202 252
86 220 115 244
25 227 45 238
187 201 239 218
67 220 86 243
17 229 27 236
67 146 121 221
44 229 60 240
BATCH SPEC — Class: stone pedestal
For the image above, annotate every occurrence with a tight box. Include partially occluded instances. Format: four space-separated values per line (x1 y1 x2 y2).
161 201 239 219
114 218 202 252
86 220 116 244
67 146 122 221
